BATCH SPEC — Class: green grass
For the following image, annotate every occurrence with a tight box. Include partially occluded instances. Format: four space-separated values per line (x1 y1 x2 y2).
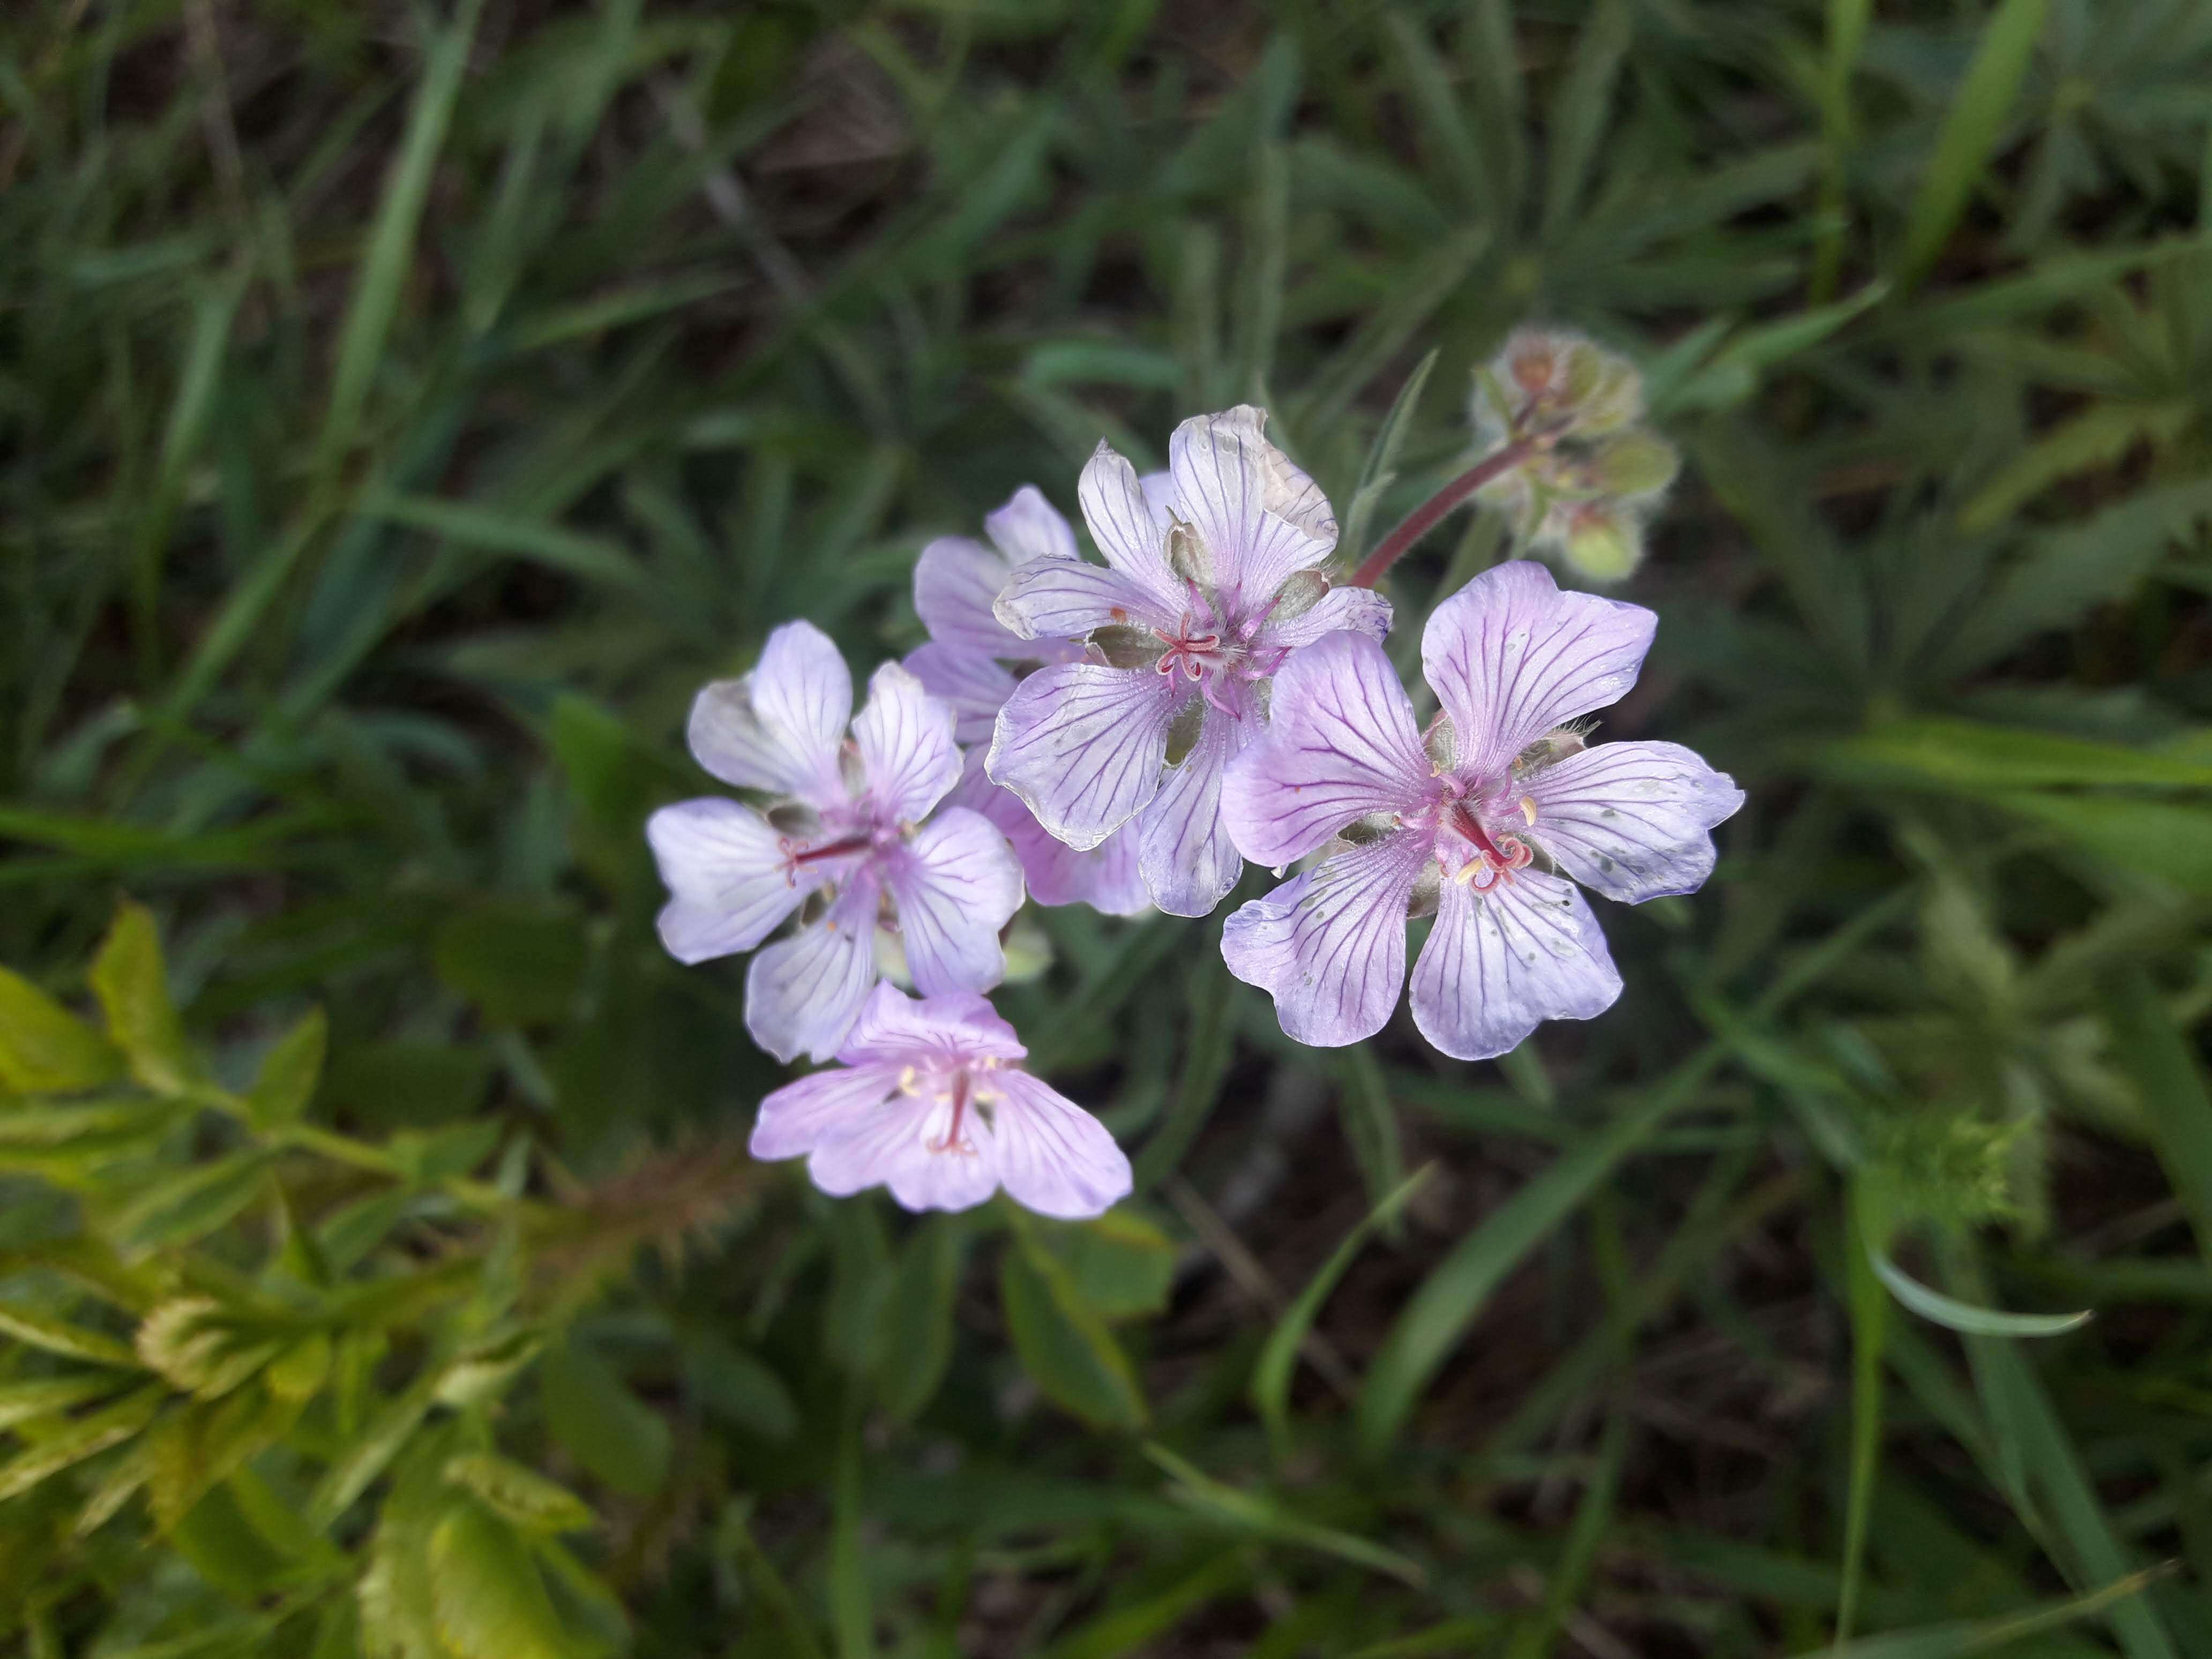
3 1 2212 1655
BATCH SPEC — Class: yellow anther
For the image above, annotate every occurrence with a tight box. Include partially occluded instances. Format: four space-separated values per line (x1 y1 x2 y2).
1519 795 1538 826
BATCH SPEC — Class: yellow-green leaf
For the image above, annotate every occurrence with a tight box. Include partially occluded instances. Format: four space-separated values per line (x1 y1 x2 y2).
89 901 192 1095
246 1008 327 1130
444 1453 594 1535
0 967 122 1095
429 1502 589 1659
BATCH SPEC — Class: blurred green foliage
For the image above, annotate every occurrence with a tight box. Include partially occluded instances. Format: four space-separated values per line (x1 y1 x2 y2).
2 0 2212 1654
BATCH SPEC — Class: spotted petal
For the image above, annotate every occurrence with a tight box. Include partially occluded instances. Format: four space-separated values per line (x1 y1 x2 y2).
841 983 1027 1067
984 484 1080 565
646 797 816 963
1138 704 1249 917
750 1063 902 1161
1524 741 1744 903
744 881 880 1063
903 642 1014 747
915 535 1023 658
987 664 1181 850
884 807 1024 996
1168 407 1336 605
687 620 852 806
1221 832 1430 1048
806 1094 1003 1213
854 662 961 824
1078 441 1184 611
989 1070 1133 1220
1423 562 1655 784
1409 870 1621 1061
951 754 1148 915
995 556 1179 642
1222 631 1433 869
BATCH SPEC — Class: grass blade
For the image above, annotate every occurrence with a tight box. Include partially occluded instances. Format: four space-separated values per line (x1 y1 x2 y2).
1896 0 2051 289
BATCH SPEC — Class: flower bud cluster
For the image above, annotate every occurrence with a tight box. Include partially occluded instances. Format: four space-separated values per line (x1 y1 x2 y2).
1471 328 1680 584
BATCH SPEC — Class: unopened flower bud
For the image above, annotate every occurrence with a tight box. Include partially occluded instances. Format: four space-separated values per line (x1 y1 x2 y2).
1271 568 1329 622
1588 431 1678 499
1561 504 1644 582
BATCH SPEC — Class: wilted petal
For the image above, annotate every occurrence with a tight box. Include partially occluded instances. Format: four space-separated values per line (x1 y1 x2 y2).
989 1070 1133 1220
1423 562 1655 783
1221 832 1430 1048
854 662 961 824
1409 870 1621 1062
1138 706 1248 917
1262 583 1394 652
841 982 1026 1067
904 643 1014 746
987 664 1180 850
984 484 1080 565
1168 408 1335 605
1222 632 1432 868
809 1096 1002 1214
1524 740 1744 903
1078 442 1183 610
915 535 1023 658
884 808 1024 996
954 756 1148 915
745 882 880 1063
750 1063 903 1161
996 557 1178 642
688 620 852 804
646 798 814 963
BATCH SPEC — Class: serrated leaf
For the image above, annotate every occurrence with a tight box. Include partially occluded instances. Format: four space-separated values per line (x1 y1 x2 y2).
0 1301 143 1368
444 1453 593 1535
0 967 122 1095
136 1298 283 1398
247 1008 327 1130
429 1501 593 1659
539 1337 669 1499
1000 1233 1147 1431
89 901 193 1095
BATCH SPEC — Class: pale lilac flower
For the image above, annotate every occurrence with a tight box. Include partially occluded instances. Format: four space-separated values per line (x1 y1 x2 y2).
986 407 1391 917
1220 561 1742 1060
903 487 1147 915
749 982 1132 1218
647 621 1024 1064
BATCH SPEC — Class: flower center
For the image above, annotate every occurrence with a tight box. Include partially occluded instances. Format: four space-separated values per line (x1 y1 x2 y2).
899 1058 1003 1156
1432 786 1541 891
1154 610 1236 682
778 805 906 887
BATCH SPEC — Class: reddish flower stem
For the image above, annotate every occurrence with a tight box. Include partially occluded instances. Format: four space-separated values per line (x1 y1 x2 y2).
1347 436 1536 589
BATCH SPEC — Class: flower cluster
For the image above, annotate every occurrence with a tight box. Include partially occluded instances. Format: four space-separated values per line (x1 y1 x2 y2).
1472 328 1681 582
648 383 1739 1221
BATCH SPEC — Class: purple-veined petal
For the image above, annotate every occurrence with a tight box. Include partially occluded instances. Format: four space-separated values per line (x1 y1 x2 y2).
987 663 1180 850
1078 441 1184 610
903 643 1014 747
1221 831 1430 1048
1524 741 1744 903
1423 561 1656 784
1222 631 1433 869
646 798 817 963
688 620 853 805
915 535 1023 659
953 755 1149 915
808 1095 1003 1214
854 661 961 824
1409 869 1621 1061
1138 705 1249 917
1261 584 1394 652
996 556 1180 643
750 1063 903 1161
744 880 880 1063
984 484 1081 565
989 1069 1133 1220
884 807 1024 996
840 982 1026 1067
1168 407 1336 604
